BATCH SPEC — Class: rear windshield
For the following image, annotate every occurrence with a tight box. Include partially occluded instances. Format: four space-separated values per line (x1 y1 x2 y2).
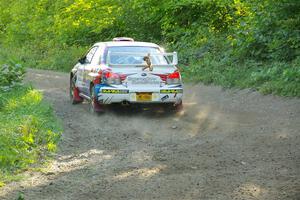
106 46 169 65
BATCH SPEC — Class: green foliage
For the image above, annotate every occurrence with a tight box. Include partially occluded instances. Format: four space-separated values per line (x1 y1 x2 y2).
182 57 300 97
231 0 300 61
0 63 24 88
0 39 61 187
0 86 61 185
16 193 25 200
0 53 25 89
0 0 299 96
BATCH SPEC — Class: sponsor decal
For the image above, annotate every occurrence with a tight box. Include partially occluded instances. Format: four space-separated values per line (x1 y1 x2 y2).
101 89 129 94
104 97 109 104
95 84 111 95
161 95 169 101
160 89 183 94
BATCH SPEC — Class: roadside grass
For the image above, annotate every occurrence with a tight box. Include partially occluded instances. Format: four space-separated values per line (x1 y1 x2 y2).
181 57 300 97
0 85 62 187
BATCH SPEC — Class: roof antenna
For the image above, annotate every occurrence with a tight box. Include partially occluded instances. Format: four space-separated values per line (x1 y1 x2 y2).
142 53 153 71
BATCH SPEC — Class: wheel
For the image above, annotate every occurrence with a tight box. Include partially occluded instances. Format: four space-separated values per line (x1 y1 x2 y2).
70 74 83 104
89 85 104 113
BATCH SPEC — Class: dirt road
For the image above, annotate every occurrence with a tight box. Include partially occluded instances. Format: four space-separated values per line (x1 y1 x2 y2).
1 69 299 199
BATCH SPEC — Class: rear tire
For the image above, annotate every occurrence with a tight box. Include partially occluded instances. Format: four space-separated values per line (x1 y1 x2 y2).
70 74 83 104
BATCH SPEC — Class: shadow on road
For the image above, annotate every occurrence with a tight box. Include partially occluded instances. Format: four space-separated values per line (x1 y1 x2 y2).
104 103 181 118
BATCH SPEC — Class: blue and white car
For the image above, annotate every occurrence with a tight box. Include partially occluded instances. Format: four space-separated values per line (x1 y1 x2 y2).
69 37 183 112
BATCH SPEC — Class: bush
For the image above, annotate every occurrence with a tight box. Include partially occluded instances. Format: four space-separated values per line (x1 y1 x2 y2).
182 57 300 97
0 50 25 90
0 64 24 89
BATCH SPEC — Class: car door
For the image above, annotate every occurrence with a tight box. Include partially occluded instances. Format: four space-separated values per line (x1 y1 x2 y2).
79 46 99 94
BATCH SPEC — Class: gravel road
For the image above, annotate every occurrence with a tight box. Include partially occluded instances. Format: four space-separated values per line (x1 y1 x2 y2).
1 68 299 200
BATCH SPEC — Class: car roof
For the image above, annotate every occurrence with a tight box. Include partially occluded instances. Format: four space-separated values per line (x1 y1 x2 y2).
93 41 160 48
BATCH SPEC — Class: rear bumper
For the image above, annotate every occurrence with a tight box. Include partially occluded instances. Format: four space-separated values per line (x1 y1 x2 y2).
95 84 183 104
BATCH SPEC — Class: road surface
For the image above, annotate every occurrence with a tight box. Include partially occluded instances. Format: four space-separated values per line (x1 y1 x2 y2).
1 69 299 199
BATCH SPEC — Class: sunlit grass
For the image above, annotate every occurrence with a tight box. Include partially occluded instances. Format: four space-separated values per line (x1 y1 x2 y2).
4 88 42 112
0 85 62 186
21 89 42 104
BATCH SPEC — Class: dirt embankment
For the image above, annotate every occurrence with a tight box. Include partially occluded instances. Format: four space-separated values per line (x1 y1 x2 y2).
1 68 299 200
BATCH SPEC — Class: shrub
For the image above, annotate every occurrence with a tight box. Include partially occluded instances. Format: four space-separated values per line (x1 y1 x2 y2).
0 50 25 90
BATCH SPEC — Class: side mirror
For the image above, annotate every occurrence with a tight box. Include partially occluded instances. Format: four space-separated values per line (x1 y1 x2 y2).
78 56 86 64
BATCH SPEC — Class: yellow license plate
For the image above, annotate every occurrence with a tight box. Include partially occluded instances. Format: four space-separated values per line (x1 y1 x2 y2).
136 93 152 101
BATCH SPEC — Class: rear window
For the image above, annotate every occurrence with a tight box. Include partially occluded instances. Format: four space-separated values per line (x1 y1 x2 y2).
106 46 169 65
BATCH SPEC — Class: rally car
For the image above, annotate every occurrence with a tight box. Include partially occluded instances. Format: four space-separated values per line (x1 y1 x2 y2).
69 37 183 112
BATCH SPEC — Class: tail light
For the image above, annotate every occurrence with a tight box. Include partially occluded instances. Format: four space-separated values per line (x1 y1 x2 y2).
167 71 181 85
153 74 168 82
103 71 121 85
